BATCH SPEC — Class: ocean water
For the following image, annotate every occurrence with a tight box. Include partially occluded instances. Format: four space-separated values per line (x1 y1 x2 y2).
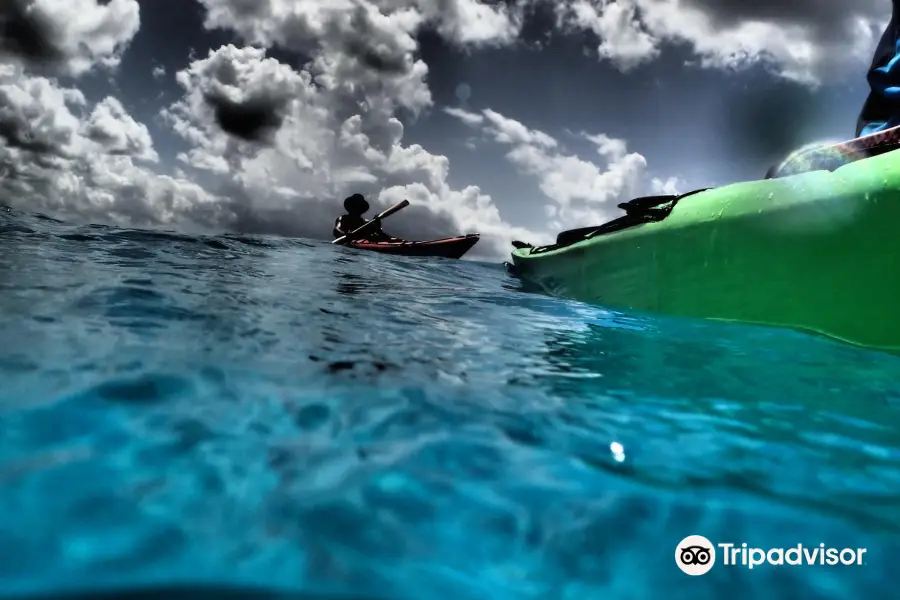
2 205 900 600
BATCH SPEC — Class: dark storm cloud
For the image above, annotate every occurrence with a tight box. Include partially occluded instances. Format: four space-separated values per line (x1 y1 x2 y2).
178 45 301 144
0 0 66 67
204 92 286 143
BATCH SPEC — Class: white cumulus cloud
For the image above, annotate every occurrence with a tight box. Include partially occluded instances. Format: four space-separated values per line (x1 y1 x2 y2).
160 44 539 257
554 0 889 85
0 65 224 229
0 0 141 76
445 106 679 231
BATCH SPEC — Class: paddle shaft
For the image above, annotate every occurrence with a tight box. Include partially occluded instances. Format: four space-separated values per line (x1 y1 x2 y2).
774 123 900 177
331 199 410 245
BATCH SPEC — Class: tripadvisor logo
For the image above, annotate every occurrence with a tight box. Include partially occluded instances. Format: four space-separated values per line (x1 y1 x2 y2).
675 535 867 575
676 535 716 576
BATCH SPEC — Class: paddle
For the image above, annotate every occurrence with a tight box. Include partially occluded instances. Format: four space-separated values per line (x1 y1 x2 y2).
331 199 410 245
770 123 900 178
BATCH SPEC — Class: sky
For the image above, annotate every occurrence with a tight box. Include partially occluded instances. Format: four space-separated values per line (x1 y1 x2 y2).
0 0 892 259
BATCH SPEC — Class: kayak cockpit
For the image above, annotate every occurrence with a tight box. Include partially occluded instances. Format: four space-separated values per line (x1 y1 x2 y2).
513 187 710 255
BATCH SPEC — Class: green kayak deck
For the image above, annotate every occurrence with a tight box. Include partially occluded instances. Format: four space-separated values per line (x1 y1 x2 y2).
510 148 900 351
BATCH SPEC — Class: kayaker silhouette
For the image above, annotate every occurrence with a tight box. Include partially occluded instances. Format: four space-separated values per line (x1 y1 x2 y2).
333 193 399 242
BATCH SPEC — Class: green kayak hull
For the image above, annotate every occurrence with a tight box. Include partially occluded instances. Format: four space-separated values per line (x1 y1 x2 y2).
510 149 900 351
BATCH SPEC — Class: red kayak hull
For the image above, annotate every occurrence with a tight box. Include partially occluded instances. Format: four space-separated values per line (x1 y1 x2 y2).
347 233 480 259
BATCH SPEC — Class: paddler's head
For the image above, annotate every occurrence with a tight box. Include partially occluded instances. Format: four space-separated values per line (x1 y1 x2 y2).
344 193 369 215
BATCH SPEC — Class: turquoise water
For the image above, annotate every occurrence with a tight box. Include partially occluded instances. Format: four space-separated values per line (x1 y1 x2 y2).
2 205 899 599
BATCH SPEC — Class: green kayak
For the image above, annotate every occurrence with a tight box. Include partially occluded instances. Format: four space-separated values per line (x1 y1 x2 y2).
509 148 900 351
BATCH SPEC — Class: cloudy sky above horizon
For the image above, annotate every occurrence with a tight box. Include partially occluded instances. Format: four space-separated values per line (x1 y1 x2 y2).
0 0 891 258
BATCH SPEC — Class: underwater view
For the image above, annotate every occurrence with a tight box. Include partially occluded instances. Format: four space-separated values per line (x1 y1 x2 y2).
3 206 900 599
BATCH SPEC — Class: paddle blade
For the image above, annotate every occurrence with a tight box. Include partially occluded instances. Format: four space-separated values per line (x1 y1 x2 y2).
375 199 409 220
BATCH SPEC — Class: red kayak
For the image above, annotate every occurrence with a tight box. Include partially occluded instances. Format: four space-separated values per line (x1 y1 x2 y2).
347 233 480 259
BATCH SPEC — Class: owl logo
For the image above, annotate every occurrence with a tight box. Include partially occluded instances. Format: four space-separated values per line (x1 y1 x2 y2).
676 535 716 575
